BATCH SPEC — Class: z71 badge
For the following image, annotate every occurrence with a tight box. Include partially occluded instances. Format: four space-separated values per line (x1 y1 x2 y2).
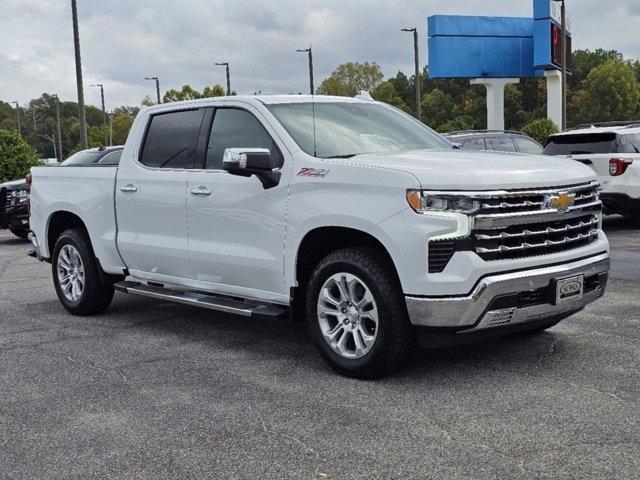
297 167 330 177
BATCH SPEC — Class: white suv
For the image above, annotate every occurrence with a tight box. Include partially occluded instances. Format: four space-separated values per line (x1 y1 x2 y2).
544 123 640 225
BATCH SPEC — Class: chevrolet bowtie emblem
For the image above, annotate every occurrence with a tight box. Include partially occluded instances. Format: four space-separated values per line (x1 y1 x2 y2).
546 192 576 212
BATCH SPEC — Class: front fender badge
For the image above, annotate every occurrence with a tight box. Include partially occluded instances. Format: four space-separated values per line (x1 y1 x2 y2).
297 167 330 177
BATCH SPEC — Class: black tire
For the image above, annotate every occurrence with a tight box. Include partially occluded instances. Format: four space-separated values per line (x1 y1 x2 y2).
52 229 114 316
305 247 414 379
10 228 29 240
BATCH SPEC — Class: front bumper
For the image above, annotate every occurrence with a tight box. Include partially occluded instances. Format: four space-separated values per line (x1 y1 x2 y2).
405 252 609 332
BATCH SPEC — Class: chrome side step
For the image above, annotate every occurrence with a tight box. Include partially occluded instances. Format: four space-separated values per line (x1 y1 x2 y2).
114 281 289 320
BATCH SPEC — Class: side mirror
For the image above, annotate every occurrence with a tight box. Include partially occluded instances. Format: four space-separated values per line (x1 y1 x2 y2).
223 148 281 189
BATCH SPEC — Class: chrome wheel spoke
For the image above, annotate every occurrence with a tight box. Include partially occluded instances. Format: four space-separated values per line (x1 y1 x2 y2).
57 245 85 303
316 272 379 360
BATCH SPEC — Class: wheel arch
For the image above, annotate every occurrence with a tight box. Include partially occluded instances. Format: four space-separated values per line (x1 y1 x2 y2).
290 225 402 322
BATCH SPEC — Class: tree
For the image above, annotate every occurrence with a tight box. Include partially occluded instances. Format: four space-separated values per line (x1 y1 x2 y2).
420 89 455 130
203 84 226 98
574 60 640 124
111 113 134 145
141 95 155 107
0 129 41 182
521 118 559 145
163 84 203 103
372 81 411 112
317 62 384 97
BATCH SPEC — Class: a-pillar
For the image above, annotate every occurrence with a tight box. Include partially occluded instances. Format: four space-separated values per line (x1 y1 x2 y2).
470 78 520 131
544 70 562 129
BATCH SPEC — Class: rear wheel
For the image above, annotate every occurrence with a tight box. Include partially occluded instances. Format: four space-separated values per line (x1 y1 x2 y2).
52 229 114 315
306 247 414 379
10 228 29 240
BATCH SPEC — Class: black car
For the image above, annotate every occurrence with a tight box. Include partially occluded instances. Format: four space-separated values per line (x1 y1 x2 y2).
444 130 543 154
0 146 123 240
0 179 30 239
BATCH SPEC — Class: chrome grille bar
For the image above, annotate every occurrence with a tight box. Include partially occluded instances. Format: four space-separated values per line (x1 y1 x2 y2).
475 215 599 241
476 230 599 254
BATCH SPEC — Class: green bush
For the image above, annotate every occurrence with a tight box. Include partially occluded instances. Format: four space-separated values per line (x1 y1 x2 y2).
0 129 42 183
521 118 559 145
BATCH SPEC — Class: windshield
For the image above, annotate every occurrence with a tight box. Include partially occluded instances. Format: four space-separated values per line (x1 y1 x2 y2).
266 102 451 158
543 133 618 155
60 150 103 166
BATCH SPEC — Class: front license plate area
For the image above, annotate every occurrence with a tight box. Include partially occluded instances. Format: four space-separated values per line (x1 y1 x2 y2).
554 275 584 305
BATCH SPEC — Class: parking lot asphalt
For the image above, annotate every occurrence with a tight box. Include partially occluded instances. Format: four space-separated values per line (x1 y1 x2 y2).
1 218 639 480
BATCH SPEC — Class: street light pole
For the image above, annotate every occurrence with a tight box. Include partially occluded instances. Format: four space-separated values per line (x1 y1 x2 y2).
12 101 21 137
214 62 231 96
402 27 422 121
71 0 88 149
91 84 108 146
145 76 161 104
53 95 63 161
296 46 314 95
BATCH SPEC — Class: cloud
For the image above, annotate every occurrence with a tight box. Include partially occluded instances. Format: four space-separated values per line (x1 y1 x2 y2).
1 0 638 109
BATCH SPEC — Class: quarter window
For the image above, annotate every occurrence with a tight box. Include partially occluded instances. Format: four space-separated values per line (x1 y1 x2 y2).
140 109 204 169
205 108 282 170
99 150 123 165
514 137 543 154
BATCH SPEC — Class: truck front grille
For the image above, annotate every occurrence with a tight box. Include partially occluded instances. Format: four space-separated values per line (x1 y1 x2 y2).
473 214 599 260
427 182 603 271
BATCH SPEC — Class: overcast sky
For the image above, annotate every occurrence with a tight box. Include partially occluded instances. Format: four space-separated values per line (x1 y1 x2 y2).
2 0 639 110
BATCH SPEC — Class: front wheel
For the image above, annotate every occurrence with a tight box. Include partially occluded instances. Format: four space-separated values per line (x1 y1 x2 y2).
306 247 414 379
52 229 114 316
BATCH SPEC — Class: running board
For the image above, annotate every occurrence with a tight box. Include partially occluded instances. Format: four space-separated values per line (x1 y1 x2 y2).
114 281 289 320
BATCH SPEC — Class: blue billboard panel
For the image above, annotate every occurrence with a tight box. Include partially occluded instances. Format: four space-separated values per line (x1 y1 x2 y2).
533 0 572 70
428 15 541 79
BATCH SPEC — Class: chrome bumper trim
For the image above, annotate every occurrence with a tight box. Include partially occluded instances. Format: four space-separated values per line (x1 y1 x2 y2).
405 253 610 329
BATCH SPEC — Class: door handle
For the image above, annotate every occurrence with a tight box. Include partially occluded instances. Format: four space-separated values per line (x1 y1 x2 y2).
120 184 138 193
190 186 212 196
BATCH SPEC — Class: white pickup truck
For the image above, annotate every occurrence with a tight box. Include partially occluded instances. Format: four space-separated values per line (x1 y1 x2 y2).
29 95 610 378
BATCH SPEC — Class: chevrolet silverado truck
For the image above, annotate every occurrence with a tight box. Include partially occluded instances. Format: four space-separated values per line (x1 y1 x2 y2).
544 123 640 225
28 95 610 378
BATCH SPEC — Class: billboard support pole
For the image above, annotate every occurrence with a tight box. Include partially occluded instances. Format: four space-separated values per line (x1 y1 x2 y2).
470 78 519 131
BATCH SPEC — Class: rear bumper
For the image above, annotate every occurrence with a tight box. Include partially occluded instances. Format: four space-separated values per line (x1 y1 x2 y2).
601 193 640 217
405 252 609 332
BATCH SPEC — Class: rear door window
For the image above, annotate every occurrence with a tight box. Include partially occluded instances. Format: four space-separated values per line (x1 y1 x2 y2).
462 138 486 150
543 133 618 155
489 137 517 152
98 150 122 165
140 109 205 169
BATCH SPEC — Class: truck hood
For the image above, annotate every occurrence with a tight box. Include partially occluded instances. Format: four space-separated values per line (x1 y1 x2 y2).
0 179 27 190
348 149 596 190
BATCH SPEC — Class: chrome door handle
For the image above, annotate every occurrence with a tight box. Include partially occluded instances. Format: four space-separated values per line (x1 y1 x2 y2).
190 187 212 196
120 184 138 193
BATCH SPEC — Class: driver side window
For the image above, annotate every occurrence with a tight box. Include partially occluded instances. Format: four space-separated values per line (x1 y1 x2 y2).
206 108 283 170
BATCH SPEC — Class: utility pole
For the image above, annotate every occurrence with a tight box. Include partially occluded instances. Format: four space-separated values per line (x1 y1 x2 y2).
296 46 314 95
91 84 107 145
214 62 231 95
402 27 422 121
32 109 38 133
71 0 88 149
54 95 63 161
145 76 161 104
12 101 21 137
109 113 113 146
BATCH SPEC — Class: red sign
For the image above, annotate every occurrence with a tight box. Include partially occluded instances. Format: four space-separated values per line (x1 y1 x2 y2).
551 23 572 71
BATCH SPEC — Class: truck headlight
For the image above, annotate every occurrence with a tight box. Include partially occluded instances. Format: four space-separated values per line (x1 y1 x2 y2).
10 189 29 205
406 190 480 215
